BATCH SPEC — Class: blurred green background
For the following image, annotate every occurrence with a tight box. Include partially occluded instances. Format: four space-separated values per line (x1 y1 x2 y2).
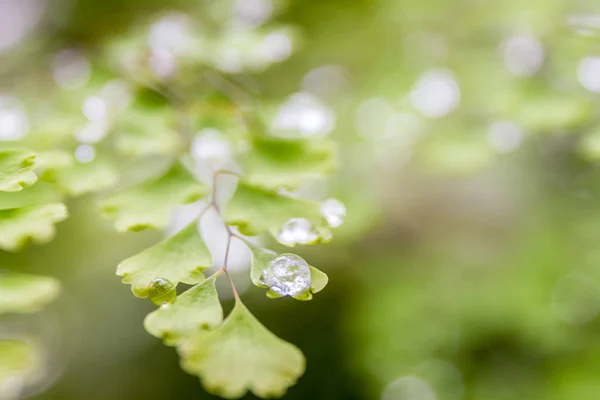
4 0 600 399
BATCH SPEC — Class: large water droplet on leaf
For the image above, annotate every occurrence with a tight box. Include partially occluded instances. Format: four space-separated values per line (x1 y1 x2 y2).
320 198 346 227
261 254 311 296
276 218 318 246
148 278 176 305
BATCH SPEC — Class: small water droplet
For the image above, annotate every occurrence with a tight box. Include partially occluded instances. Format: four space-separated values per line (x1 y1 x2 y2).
261 254 311 296
0 96 29 141
82 96 107 121
52 49 91 90
191 128 231 167
148 278 176 305
74 144 96 163
277 218 318 246
320 198 346 228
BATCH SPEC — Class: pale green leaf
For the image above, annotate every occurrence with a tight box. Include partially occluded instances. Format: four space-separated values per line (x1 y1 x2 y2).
144 276 222 346
0 182 63 210
241 136 336 189
244 240 328 300
0 273 61 314
51 157 119 196
0 149 37 192
117 220 212 300
517 95 593 132
0 204 68 251
224 181 331 243
35 150 74 173
179 300 305 399
115 109 183 156
101 162 208 232
0 339 41 397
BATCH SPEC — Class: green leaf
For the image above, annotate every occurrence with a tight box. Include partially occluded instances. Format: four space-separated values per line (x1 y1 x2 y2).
241 136 336 189
101 162 208 232
144 276 222 346
35 150 74 174
0 273 61 314
244 240 328 300
0 182 63 210
179 299 305 399
117 220 212 300
115 109 183 157
0 339 40 396
224 181 331 243
0 149 37 192
0 204 68 251
517 95 593 132
51 157 119 196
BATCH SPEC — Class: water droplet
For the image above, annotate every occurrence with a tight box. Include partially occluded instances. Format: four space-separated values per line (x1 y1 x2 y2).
382 376 437 400
234 0 272 28
52 49 91 90
148 278 176 305
262 32 292 62
100 79 132 111
148 13 192 56
410 69 460 118
82 96 107 121
320 198 346 227
487 121 523 153
74 144 96 163
73 120 108 144
277 218 318 246
272 92 335 137
577 57 600 92
501 35 545 77
191 128 231 167
148 48 177 78
0 96 29 141
302 64 348 99
261 254 311 296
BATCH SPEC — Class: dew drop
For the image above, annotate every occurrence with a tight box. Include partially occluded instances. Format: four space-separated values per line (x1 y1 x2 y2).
82 96 107 121
191 128 232 168
501 35 545 77
74 144 96 163
52 49 91 90
320 198 346 227
272 92 335 137
410 69 460 118
148 278 176 305
261 254 311 296
277 218 318 246
0 96 29 141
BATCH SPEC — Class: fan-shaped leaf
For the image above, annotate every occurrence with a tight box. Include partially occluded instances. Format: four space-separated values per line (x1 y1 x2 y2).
101 162 208 232
0 204 68 251
179 299 305 399
144 276 222 346
0 273 61 314
117 220 212 301
224 181 331 243
0 149 37 192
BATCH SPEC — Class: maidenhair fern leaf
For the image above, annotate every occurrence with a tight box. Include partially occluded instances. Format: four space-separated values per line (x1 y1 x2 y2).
101 162 208 232
0 204 68 252
0 273 61 314
224 181 331 244
0 149 37 192
179 299 305 399
117 220 212 302
144 276 222 345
